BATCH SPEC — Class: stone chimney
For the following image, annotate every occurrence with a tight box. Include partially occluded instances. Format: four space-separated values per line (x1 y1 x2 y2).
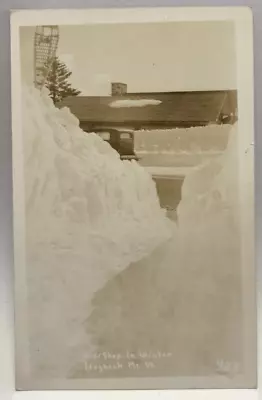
111 82 127 96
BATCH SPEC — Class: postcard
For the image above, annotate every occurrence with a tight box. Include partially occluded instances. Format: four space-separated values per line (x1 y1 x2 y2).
11 7 256 390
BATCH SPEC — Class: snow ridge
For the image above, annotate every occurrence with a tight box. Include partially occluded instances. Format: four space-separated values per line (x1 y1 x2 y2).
23 86 173 377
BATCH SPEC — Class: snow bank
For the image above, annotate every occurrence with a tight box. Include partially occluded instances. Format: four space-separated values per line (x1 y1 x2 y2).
171 122 245 310
134 125 231 154
23 86 173 377
79 122 249 378
176 123 240 229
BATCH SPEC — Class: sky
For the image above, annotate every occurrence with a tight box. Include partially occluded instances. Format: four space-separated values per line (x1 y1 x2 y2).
20 21 237 95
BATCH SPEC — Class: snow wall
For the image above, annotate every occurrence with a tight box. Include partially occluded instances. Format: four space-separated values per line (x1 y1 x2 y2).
177 122 239 228
135 126 233 168
134 126 231 153
23 86 173 377
82 120 251 379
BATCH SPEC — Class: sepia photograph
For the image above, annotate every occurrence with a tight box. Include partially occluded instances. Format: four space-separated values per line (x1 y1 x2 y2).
11 8 256 390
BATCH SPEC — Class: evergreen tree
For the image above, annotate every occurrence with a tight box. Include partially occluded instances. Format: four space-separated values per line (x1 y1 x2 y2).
45 57 81 104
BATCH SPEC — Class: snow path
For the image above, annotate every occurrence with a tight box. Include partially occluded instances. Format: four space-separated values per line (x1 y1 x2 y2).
22 85 248 381
71 123 247 379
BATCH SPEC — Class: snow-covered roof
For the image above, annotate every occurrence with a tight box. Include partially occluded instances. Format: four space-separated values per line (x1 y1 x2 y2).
57 90 237 130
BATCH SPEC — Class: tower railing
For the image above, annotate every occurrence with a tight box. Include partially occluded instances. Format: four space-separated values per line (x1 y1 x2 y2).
34 25 60 89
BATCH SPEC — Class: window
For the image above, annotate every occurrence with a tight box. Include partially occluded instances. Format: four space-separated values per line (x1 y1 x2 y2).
98 132 110 140
120 132 132 140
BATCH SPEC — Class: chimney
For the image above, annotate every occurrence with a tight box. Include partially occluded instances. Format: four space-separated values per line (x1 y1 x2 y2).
111 82 127 96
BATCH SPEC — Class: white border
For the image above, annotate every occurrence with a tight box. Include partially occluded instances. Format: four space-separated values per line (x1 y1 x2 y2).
10 6 256 393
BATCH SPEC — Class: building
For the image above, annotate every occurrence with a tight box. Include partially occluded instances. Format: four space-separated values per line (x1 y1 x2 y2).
57 87 237 160
58 89 237 131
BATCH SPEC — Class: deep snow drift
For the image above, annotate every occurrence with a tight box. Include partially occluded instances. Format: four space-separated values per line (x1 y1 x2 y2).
22 85 250 380
80 122 250 379
135 126 232 169
23 86 173 377
176 122 240 228
134 126 231 153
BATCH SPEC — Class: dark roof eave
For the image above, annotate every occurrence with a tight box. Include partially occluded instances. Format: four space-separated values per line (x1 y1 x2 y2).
79 120 220 129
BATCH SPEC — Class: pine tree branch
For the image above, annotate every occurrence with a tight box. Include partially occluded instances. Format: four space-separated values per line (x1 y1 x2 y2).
45 56 81 104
